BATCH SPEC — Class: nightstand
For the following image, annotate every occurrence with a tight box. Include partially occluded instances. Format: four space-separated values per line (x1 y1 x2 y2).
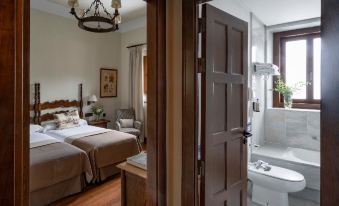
89 119 111 128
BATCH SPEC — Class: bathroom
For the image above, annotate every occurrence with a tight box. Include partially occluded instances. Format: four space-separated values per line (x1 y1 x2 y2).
248 1 321 206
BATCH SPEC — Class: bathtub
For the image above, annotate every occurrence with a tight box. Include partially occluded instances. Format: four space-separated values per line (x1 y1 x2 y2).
251 144 320 191
287 147 320 167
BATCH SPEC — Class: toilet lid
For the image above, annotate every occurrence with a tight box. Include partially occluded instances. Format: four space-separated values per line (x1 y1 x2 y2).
248 164 305 182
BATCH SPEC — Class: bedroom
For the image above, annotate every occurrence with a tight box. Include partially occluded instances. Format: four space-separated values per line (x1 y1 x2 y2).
29 0 148 205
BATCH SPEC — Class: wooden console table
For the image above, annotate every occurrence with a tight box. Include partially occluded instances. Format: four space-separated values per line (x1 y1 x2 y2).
117 162 147 206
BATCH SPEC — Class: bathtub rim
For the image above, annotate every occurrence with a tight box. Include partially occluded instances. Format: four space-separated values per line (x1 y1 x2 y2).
251 144 320 168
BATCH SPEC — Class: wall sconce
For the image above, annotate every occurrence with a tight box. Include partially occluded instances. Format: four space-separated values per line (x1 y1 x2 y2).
88 95 98 105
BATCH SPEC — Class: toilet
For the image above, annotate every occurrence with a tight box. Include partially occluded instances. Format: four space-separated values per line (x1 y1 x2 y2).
248 163 306 206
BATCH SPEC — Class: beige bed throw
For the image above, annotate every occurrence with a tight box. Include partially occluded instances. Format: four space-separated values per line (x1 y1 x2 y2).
65 130 139 182
30 142 93 192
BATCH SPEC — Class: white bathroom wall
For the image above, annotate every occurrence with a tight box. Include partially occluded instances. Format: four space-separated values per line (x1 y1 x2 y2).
265 108 320 151
208 0 250 22
250 14 266 147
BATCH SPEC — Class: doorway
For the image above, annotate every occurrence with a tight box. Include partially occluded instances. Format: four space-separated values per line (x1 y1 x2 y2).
182 0 337 206
0 0 165 205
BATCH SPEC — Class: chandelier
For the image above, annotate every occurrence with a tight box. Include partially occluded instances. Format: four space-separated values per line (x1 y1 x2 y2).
68 0 122 33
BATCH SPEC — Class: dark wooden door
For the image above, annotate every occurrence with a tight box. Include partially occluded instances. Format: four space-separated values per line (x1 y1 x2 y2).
201 4 248 206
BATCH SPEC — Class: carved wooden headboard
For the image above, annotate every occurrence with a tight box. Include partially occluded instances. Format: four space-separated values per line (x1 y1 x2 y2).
30 83 84 125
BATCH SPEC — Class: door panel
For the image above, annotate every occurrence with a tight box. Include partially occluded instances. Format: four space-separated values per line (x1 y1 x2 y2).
212 83 226 132
213 22 228 73
231 29 244 75
201 4 248 206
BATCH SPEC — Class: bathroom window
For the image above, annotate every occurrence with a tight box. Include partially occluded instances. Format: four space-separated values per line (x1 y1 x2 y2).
273 27 321 109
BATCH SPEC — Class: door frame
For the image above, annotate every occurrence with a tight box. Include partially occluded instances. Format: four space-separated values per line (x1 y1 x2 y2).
2 0 166 205
147 0 167 205
0 0 30 205
182 0 199 205
182 0 339 205
320 0 339 205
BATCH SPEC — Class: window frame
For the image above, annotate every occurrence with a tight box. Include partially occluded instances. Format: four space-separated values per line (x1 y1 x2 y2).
273 26 321 109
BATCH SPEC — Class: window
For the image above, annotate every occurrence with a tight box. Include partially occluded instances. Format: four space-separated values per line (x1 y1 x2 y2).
273 27 321 109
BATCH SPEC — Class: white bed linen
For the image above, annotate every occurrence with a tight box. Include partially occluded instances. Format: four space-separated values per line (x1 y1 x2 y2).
30 132 61 149
30 124 44 134
46 125 111 142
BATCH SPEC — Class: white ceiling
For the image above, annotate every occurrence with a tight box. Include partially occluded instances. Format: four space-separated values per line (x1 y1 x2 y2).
31 0 146 25
240 0 321 26
31 0 321 31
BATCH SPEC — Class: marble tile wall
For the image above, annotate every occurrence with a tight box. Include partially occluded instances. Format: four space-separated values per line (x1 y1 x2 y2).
250 13 266 147
265 108 320 151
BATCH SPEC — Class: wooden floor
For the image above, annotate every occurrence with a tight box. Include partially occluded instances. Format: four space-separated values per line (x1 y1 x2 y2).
50 143 147 206
50 175 121 206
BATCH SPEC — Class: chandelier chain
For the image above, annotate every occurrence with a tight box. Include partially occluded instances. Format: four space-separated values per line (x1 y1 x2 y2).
82 0 96 18
98 1 113 19
94 0 100 16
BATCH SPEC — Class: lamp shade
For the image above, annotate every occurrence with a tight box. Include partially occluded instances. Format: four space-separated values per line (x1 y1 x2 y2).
89 95 98 102
111 0 122 9
68 0 79 8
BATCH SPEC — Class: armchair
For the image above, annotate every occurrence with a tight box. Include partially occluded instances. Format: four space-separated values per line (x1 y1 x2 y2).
115 109 143 150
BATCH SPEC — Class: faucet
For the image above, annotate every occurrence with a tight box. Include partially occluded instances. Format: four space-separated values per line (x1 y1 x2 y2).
254 160 271 171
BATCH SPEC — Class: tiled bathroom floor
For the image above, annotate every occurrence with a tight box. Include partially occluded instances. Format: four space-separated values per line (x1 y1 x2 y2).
247 196 319 206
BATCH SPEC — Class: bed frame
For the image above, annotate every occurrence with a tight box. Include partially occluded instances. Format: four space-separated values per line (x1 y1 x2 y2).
30 83 84 124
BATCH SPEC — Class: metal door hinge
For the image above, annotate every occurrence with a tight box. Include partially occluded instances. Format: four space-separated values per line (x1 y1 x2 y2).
198 18 205 34
198 160 205 177
198 58 206 74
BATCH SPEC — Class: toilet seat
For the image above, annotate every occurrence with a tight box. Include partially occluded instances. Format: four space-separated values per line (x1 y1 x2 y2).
248 164 304 182
248 163 306 206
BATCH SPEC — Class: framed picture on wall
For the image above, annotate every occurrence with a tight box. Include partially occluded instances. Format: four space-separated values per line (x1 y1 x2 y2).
100 68 118 98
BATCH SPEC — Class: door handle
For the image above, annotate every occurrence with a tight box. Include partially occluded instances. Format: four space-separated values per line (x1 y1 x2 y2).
243 131 252 144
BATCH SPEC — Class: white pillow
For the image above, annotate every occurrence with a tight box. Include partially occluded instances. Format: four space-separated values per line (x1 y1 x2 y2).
120 119 134 128
79 119 88 126
30 124 44 134
42 123 56 133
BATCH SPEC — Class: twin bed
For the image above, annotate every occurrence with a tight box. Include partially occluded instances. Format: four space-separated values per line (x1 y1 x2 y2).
30 83 140 206
30 130 92 206
45 124 139 182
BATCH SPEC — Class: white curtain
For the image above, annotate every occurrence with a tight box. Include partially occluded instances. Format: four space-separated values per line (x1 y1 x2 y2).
129 45 146 125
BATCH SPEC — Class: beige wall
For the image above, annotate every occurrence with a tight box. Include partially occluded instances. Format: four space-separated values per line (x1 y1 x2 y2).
30 9 146 127
167 0 182 205
120 27 147 107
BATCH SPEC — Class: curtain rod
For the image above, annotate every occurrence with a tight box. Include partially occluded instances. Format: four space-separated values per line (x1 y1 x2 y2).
127 43 147 49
